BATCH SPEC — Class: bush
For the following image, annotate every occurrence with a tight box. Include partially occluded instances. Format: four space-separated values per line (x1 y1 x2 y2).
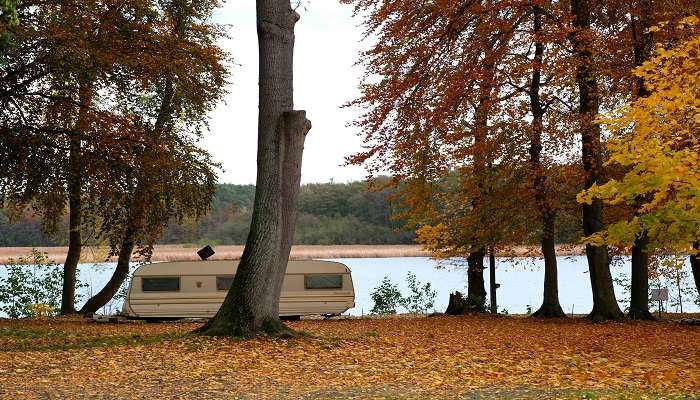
370 272 437 315
0 249 63 318
370 276 402 315
400 272 436 314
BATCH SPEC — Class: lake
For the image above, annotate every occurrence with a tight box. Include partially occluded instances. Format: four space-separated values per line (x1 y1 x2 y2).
1 256 698 317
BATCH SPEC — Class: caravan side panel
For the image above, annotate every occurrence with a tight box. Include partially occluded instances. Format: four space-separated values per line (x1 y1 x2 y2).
122 260 355 318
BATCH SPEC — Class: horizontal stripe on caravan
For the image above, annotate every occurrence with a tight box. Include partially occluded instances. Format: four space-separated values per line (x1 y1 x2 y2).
132 302 353 314
129 303 353 315
128 296 354 305
133 272 351 277
130 310 350 317
128 292 353 300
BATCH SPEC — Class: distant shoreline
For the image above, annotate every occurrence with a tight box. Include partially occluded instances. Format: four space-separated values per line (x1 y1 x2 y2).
0 244 588 264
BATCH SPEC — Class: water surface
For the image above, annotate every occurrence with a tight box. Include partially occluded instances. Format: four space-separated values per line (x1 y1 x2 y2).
1 256 698 317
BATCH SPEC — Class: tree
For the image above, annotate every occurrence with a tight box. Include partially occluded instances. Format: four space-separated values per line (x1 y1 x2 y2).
343 0 536 310
198 0 311 337
570 0 623 321
528 2 565 318
627 0 655 320
0 0 19 62
0 0 133 314
692 243 700 297
579 16 700 300
0 0 226 314
78 0 226 314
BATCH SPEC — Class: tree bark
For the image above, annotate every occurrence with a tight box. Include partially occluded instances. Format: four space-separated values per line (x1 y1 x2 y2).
570 0 623 321
529 5 565 318
199 0 311 337
692 242 700 298
489 246 497 314
60 81 92 315
79 191 145 314
60 132 81 315
628 0 654 320
445 292 471 315
464 60 494 314
79 234 135 314
467 249 486 311
629 231 653 319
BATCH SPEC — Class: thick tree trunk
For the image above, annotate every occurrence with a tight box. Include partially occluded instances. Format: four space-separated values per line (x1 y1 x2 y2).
570 0 623 321
692 242 700 298
80 236 135 314
464 62 493 314
467 249 486 312
199 0 311 337
529 5 565 318
489 246 496 314
629 232 653 319
628 0 655 320
60 82 92 315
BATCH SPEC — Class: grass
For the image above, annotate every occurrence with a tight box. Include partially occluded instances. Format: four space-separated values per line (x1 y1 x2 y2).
0 323 185 352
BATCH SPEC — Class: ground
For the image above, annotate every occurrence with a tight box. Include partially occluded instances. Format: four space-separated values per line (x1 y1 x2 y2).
0 315 698 399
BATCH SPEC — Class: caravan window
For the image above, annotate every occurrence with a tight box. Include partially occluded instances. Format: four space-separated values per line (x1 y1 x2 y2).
216 276 235 291
142 277 180 292
305 274 343 289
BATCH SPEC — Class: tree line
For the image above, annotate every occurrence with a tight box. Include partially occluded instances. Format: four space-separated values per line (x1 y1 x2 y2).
173 181 417 245
343 0 700 321
0 181 417 246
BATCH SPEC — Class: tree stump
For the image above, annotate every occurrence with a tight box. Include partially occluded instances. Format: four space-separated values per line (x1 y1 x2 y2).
445 291 486 315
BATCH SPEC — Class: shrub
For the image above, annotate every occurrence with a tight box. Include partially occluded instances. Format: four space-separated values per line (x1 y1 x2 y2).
370 272 437 315
0 249 86 318
0 249 63 318
370 276 402 315
400 272 436 314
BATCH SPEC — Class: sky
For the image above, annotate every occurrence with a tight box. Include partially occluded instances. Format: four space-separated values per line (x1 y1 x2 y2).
204 1 369 185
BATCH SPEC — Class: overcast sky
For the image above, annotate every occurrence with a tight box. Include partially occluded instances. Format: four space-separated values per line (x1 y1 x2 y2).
204 1 368 185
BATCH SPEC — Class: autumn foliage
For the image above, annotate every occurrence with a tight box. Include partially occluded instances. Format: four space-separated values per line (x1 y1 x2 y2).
343 0 700 319
1 316 699 398
579 17 700 252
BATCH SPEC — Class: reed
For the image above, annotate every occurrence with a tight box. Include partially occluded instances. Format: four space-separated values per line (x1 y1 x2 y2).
0 244 588 264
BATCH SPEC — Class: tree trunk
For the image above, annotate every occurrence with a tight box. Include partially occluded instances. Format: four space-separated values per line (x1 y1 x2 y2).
570 0 623 321
79 235 135 314
692 242 700 298
467 249 486 312
464 60 493 315
199 0 311 337
628 0 654 320
60 82 92 315
529 4 565 318
629 232 653 319
60 133 81 315
79 192 145 314
489 246 497 314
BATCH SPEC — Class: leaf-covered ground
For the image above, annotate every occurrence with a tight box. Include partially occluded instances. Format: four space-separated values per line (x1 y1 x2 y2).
0 315 698 399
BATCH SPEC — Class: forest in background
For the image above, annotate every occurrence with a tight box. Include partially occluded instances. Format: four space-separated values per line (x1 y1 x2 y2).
0 179 589 248
0 181 422 246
